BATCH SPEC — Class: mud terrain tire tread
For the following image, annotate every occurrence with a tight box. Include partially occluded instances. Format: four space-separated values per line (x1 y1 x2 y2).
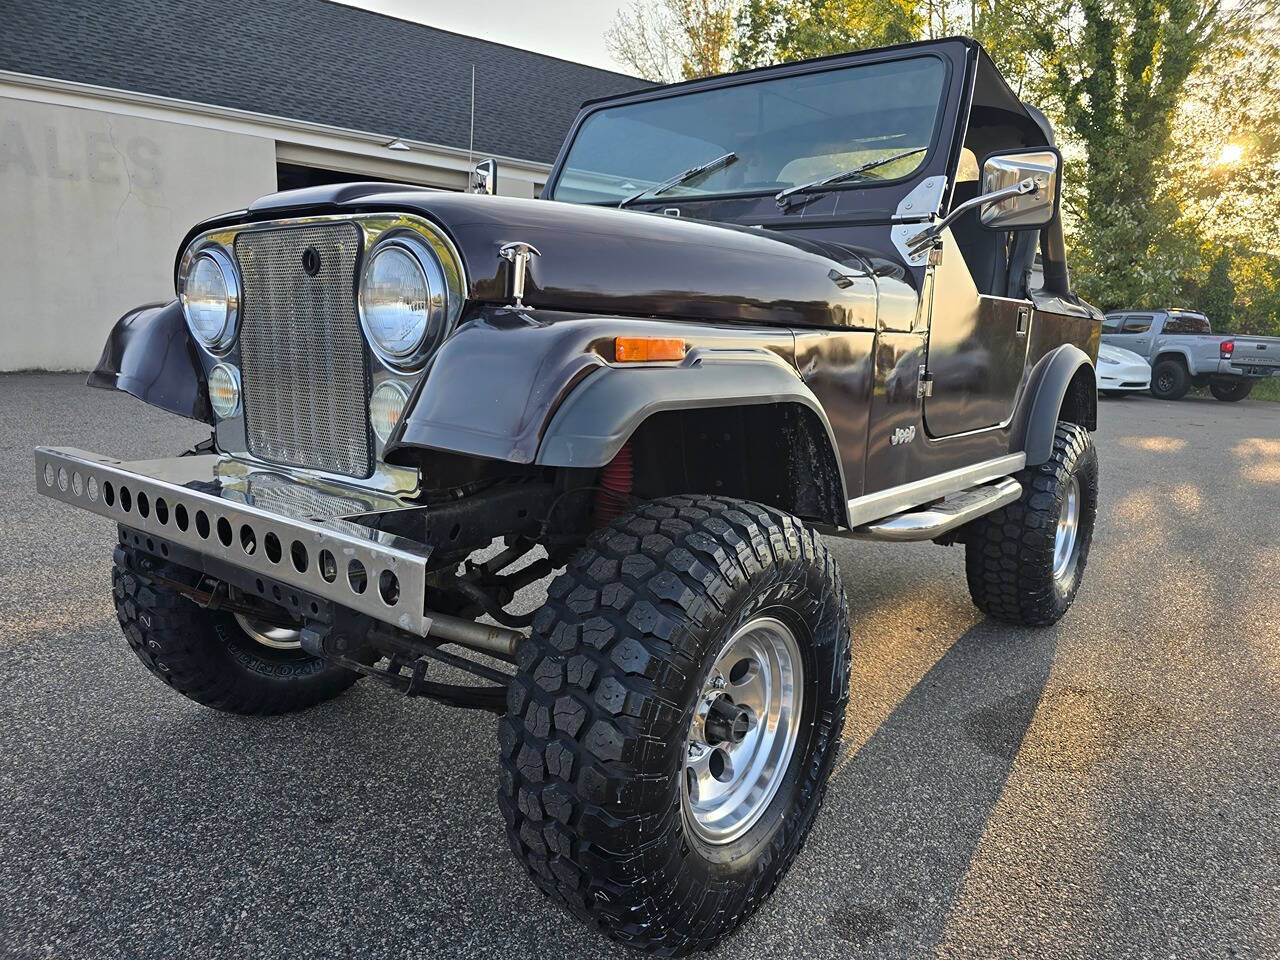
112 549 359 714
498 495 849 956
964 423 1098 627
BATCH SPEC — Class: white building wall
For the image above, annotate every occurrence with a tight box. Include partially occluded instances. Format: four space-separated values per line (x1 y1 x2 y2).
0 96 278 370
0 74 552 371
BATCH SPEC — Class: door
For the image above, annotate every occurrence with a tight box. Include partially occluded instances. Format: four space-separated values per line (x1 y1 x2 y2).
921 231 1032 437
1116 314 1156 357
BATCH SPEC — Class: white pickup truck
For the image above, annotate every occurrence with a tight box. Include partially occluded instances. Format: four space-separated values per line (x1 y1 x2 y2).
1102 309 1280 401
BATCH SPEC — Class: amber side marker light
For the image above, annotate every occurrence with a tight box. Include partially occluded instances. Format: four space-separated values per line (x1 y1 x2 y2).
615 337 686 363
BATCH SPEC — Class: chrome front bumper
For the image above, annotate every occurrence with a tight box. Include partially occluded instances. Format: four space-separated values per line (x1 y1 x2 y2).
35 447 432 634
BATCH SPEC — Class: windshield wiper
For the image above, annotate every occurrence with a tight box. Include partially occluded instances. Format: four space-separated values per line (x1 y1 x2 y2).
774 147 927 209
618 152 738 209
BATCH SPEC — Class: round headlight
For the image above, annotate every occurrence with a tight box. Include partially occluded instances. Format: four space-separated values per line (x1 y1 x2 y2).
208 363 242 418
369 379 411 445
181 246 239 351
358 235 452 371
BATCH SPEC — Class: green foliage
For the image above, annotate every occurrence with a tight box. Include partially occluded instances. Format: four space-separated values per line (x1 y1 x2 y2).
1023 1 1232 310
1197 248 1236 330
1230 251 1280 337
731 0 924 68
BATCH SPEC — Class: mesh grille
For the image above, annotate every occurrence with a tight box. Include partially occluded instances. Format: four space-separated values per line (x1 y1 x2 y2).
235 223 372 477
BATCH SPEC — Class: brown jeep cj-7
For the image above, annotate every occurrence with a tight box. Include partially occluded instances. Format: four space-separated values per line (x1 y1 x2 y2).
37 37 1100 955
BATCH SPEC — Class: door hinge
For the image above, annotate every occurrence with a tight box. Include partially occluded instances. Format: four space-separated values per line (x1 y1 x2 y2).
917 365 934 398
1017 304 1031 336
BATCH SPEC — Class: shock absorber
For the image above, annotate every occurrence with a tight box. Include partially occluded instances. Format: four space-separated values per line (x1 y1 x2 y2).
594 442 633 528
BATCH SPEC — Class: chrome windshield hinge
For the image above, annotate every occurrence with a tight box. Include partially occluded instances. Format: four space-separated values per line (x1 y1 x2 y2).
498 241 541 309
890 176 948 266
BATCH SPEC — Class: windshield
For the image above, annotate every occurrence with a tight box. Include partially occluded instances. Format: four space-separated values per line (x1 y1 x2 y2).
549 55 948 205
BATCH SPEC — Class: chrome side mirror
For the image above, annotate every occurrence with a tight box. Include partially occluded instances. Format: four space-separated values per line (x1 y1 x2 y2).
979 149 1059 230
469 158 498 195
906 147 1060 256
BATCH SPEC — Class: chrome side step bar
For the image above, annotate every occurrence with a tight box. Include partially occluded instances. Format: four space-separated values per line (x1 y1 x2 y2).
848 476 1022 542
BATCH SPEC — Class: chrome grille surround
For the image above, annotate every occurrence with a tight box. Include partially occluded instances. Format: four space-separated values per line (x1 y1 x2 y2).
235 222 372 477
176 213 466 494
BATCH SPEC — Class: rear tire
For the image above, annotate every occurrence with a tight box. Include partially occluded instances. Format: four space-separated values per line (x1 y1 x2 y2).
964 423 1098 626
1209 379 1253 402
498 496 849 956
112 551 359 714
1151 358 1190 400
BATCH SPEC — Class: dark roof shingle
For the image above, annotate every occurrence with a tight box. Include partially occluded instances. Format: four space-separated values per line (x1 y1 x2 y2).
1 0 649 163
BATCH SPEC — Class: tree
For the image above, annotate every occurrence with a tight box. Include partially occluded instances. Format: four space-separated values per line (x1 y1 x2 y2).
1230 250 1280 337
1017 1 1236 309
731 0 924 69
1169 10 1280 258
606 0 739 81
1197 248 1236 329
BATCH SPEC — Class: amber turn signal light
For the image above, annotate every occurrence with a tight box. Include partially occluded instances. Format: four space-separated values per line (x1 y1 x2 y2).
614 337 685 363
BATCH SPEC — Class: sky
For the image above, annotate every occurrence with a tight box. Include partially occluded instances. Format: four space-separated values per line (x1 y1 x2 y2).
336 0 634 73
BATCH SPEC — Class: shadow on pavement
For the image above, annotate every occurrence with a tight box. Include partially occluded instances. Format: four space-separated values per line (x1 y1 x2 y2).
791 620 1058 956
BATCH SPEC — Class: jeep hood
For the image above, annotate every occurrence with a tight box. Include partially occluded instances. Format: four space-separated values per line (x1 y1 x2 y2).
230 185 880 328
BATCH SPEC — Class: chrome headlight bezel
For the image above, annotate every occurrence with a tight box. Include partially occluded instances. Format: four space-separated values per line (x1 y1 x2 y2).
358 229 462 373
177 242 241 353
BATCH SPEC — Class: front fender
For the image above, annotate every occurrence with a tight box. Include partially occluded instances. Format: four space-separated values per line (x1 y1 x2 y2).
87 300 212 423
383 311 836 477
383 311 607 466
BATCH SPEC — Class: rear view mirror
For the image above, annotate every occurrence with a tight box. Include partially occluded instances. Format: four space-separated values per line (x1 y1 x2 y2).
469 158 498 195
980 149 1059 230
905 147 1061 257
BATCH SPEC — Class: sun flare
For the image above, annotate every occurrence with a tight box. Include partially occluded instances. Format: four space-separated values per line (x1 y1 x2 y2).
1215 142 1245 166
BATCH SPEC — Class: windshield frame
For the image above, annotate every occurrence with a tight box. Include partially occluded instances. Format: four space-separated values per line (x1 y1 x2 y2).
544 47 956 208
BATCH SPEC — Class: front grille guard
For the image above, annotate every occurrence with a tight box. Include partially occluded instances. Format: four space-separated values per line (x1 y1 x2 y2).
35 447 431 634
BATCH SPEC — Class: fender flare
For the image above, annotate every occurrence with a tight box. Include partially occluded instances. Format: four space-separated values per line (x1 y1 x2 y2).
1151 347 1193 369
535 354 849 497
385 314 848 499
87 299 213 423
1013 344 1095 466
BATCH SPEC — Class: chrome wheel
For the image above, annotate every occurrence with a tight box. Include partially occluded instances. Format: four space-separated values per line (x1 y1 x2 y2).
1052 475 1081 581
234 613 303 650
682 615 803 845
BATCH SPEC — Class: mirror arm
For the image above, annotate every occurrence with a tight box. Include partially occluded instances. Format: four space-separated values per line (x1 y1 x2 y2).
906 178 1037 255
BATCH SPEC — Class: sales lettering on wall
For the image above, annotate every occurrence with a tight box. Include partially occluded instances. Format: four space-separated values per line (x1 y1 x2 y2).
0 116 163 188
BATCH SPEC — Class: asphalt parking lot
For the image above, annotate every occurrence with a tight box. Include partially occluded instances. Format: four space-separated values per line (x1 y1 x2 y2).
2 373 1278 959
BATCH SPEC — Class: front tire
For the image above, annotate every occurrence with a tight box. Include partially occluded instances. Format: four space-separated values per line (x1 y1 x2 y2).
1209 379 1253 402
112 551 360 714
498 496 849 956
1151 358 1190 400
964 423 1098 626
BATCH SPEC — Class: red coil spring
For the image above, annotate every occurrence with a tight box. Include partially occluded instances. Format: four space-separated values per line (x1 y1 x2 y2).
594 442 634 528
